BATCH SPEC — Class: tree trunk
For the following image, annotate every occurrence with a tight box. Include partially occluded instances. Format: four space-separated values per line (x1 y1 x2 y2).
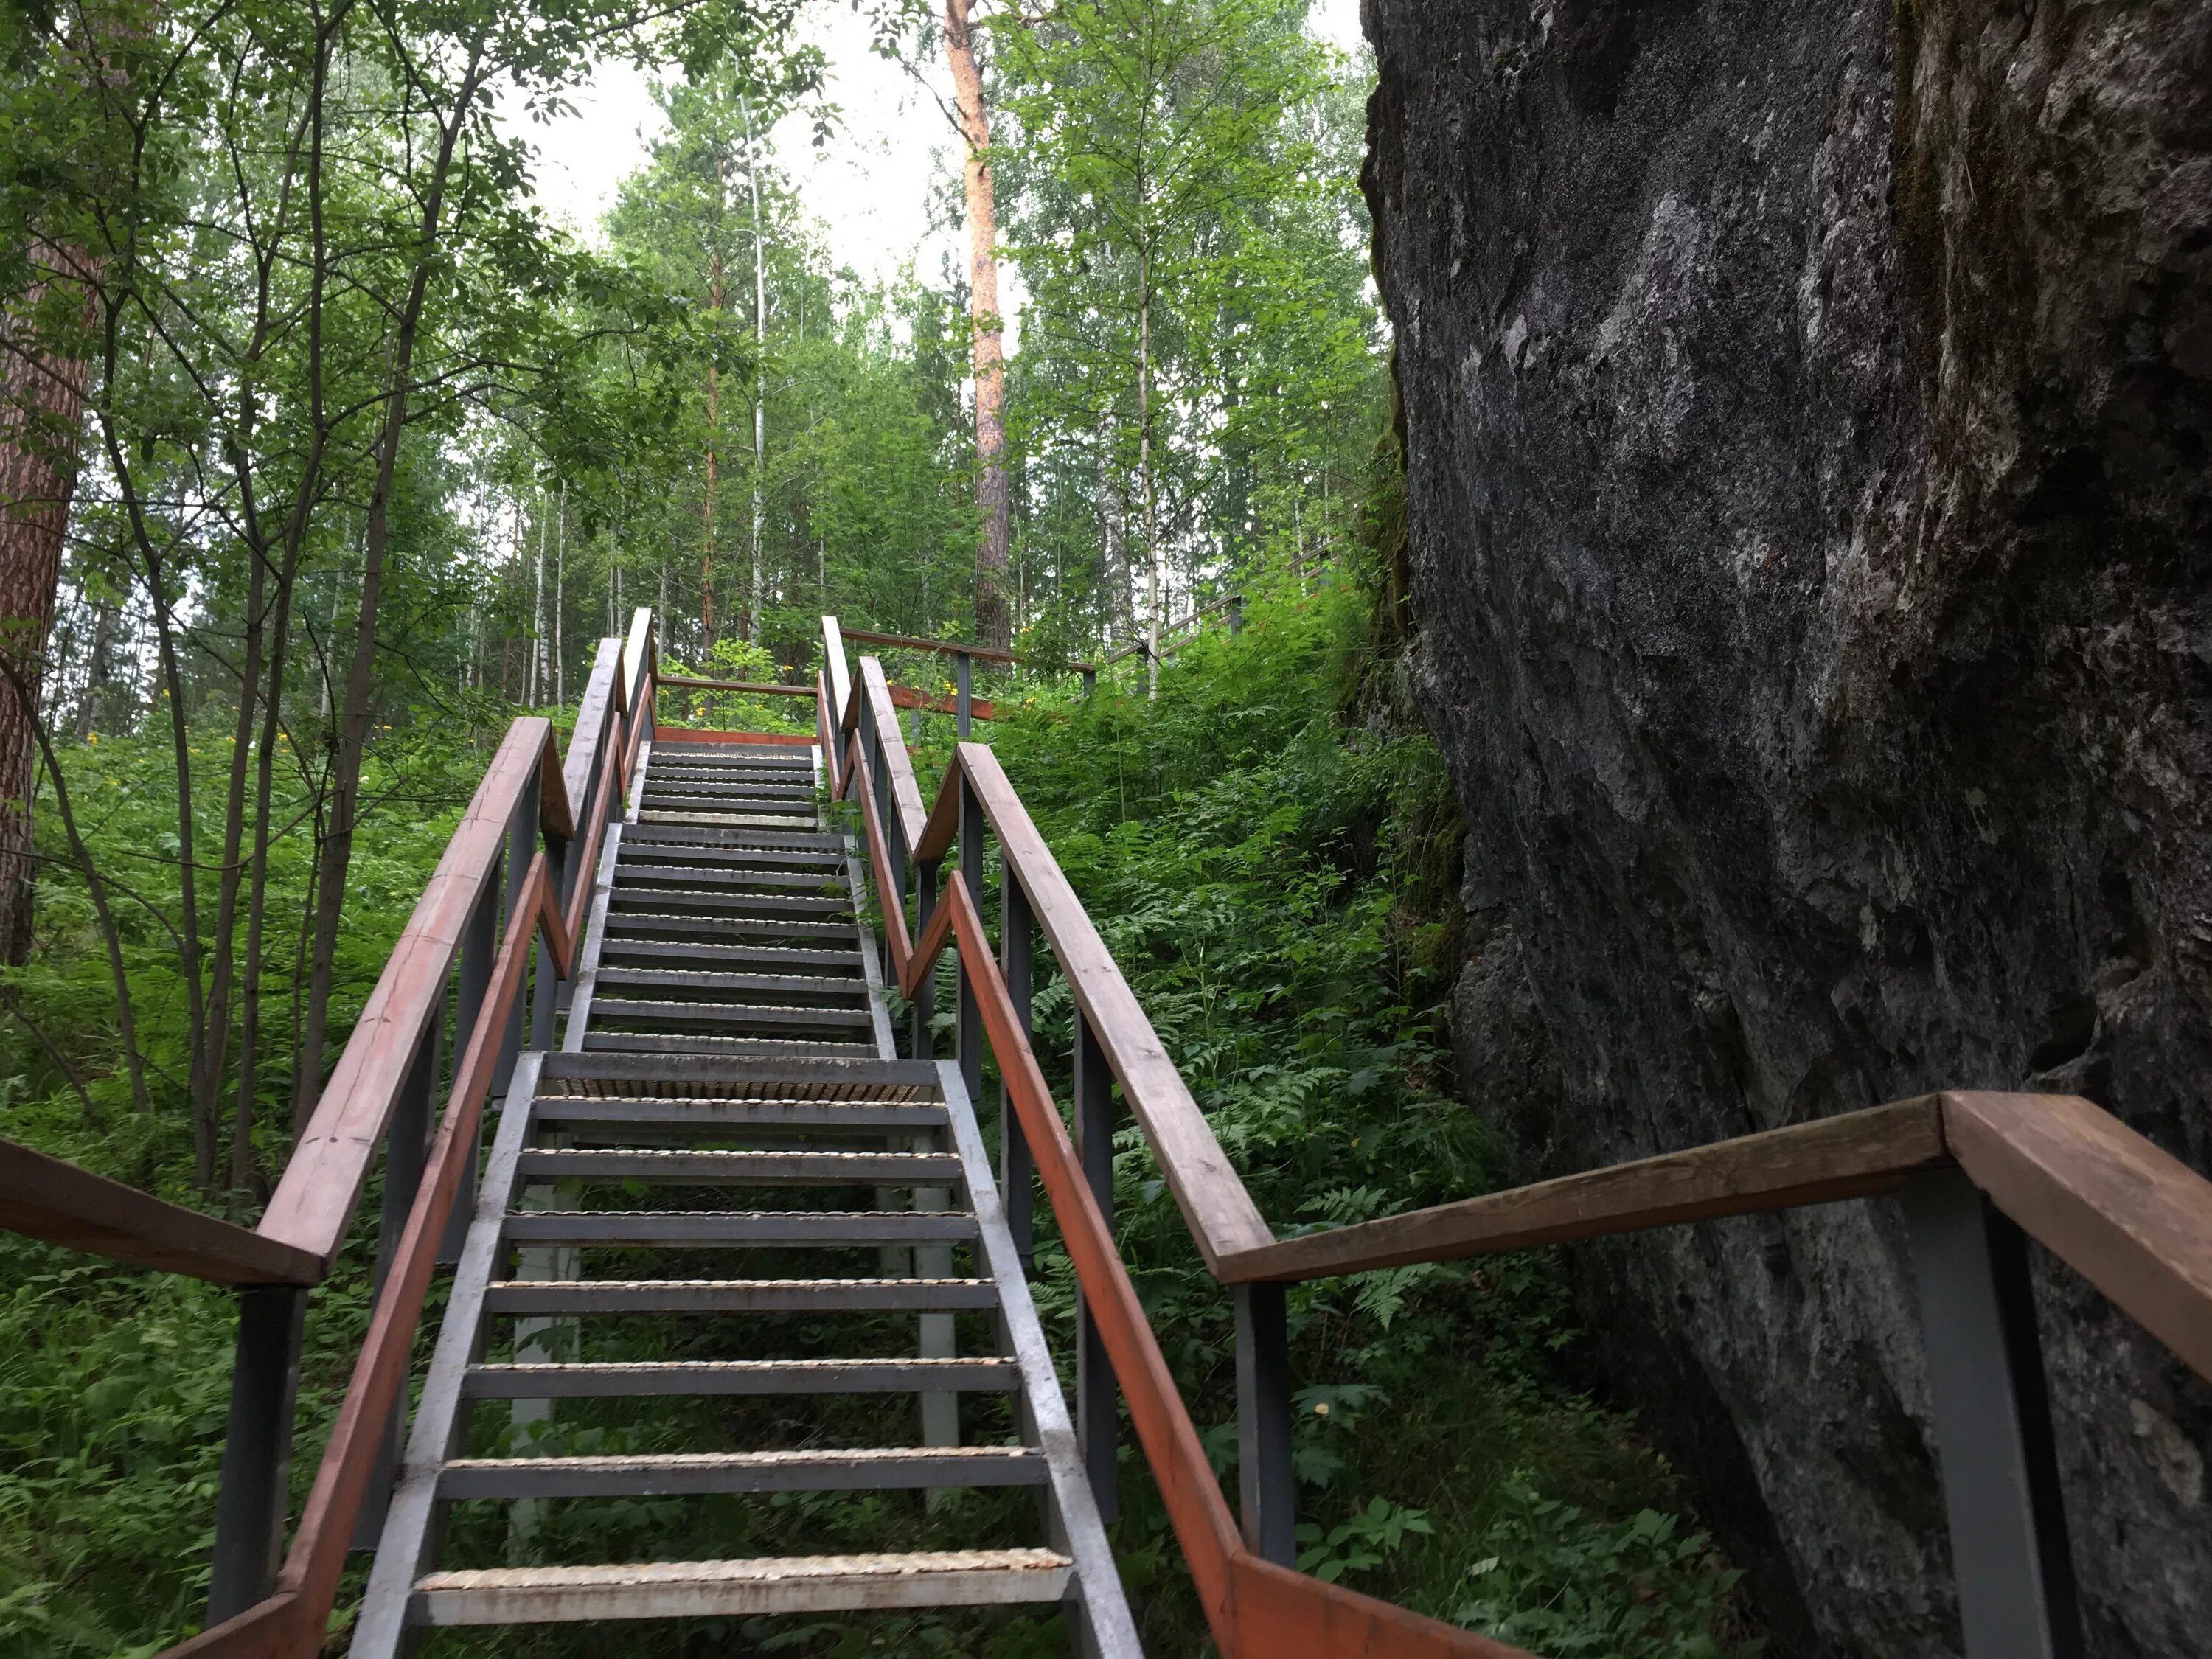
74 594 114 740
944 0 1010 649
1138 273 1159 700
0 244 99 964
293 44 487 1133
702 150 724 656
741 95 766 646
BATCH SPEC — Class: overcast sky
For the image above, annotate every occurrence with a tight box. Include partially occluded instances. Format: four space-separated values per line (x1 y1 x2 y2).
508 0 1368 296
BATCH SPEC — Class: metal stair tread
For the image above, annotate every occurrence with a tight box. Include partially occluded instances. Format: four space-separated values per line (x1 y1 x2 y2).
588 998 870 1027
501 1208 974 1242
461 1357 1017 1396
591 967 869 994
482 1277 1001 1312
408 1548 1071 1622
437 1444 1051 1498
513 1147 961 1180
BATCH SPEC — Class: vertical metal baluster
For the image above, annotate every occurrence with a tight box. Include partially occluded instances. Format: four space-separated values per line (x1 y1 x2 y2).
956 776 984 1111
1228 594 1244 636
914 833 953 1450
1236 1281 1295 1565
1902 1169 2084 1659
206 1284 308 1620
912 857 939 1060
999 855 1034 1276
439 872 499 1265
1073 1012 1117 1525
352 1006 443 1548
955 650 973 740
1081 664 1096 698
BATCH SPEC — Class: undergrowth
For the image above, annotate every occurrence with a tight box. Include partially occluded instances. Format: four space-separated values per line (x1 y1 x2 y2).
897 567 1762 1657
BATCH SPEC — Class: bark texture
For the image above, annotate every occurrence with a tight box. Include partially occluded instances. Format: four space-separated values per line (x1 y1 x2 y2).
0 248 97 965
947 0 1012 647
1363 1 2212 1655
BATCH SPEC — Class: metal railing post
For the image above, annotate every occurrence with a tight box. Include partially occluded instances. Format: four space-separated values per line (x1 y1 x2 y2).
1236 1281 1295 1565
1000 860 1034 1274
955 650 973 740
1074 1012 1117 1524
911 855 939 1058
206 1284 309 1621
439 871 499 1265
956 776 984 1110
1081 666 1096 698
1902 1169 2084 1659
1228 594 1244 636
353 1007 442 1547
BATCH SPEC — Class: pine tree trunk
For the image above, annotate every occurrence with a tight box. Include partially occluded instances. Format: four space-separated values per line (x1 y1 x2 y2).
743 96 765 646
702 151 724 656
945 0 1011 649
0 245 99 964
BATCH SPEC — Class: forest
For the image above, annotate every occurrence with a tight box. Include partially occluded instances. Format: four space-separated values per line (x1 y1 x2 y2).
0 0 1764 1652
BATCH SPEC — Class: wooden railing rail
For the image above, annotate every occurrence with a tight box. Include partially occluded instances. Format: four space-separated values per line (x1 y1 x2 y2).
832 703 1521 1658
0 609 655 1652
817 620 2212 1659
173 844 576 1658
0 1138 324 1284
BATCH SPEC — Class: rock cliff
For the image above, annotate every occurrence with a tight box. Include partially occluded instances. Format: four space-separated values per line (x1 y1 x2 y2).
1360 0 2211 1653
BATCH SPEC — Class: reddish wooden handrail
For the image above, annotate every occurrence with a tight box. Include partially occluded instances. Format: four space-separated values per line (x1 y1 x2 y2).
257 718 568 1270
0 1138 323 1285
826 696 1515 1655
169 849 572 1657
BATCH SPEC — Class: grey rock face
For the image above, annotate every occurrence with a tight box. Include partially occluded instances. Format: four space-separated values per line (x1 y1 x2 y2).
1360 1 2212 1654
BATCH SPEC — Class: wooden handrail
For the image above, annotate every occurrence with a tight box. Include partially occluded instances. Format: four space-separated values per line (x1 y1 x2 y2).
894 865 1527 1658
257 718 568 1270
839 625 1096 675
1943 1090 2212 1382
1220 1097 1955 1283
560 639 623 820
0 1138 323 1286
858 657 928 855
170 849 572 1657
913 743 1272 1267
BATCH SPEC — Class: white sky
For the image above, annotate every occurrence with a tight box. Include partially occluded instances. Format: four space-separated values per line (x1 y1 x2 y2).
509 0 1367 295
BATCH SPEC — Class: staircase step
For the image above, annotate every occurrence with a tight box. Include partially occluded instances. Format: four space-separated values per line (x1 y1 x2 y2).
514 1148 962 1184
601 914 859 944
532 1098 938 1132
409 1548 1073 1624
610 890 852 918
462 1356 1018 1398
582 1032 874 1057
622 824 844 853
651 748 815 770
484 1277 998 1315
502 1208 975 1245
594 939 863 972
611 866 851 895
591 967 869 1001
641 779 816 800
620 843 846 874
439 1445 1047 1499
639 806 820 828
588 998 871 1030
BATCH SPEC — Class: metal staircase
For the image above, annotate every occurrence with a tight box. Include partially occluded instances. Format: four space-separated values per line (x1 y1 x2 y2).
352 737 1139 1653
